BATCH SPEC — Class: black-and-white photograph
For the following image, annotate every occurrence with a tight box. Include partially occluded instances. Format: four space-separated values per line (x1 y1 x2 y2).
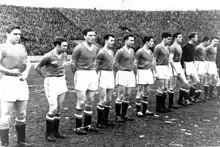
0 0 220 146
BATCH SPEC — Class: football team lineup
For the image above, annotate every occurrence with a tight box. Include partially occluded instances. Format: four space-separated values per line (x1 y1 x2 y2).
0 25 220 147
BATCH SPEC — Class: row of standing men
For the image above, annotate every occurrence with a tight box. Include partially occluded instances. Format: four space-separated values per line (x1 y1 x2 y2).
0 25 219 146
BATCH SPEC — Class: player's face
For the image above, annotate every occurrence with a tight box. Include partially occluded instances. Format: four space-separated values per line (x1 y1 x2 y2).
59 41 68 53
126 37 135 48
84 31 96 44
176 34 183 43
192 35 198 43
212 39 219 47
165 37 172 46
106 36 115 48
6 29 21 44
204 40 210 47
148 38 154 48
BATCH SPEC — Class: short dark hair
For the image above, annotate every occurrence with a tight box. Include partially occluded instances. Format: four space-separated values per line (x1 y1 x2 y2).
201 36 209 42
123 34 134 41
173 33 182 39
188 32 198 39
142 36 153 44
161 32 172 39
104 34 115 41
6 24 21 33
83 28 95 36
53 37 67 46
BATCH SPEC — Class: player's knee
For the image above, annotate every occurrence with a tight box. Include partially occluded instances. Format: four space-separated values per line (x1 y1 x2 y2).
0 114 11 129
104 100 111 107
122 94 130 102
15 111 26 125
99 99 106 107
136 98 142 104
76 100 85 110
162 89 167 95
156 90 163 96
48 104 58 115
86 100 93 108
119 93 125 99
46 113 55 121
115 98 122 104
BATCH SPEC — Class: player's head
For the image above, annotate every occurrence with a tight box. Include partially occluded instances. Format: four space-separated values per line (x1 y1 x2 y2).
104 34 115 48
124 34 135 48
6 24 21 44
211 37 219 47
173 33 182 44
188 32 198 43
201 36 210 46
162 32 172 45
53 37 68 53
143 36 154 48
83 28 96 44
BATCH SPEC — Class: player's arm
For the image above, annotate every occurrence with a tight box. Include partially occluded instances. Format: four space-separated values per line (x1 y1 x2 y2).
153 46 160 74
134 50 141 67
216 47 220 74
20 58 31 81
169 47 178 74
95 50 103 73
63 52 71 66
71 45 81 74
181 46 185 68
20 46 31 80
34 55 50 78
0 46 21 76
151 54 157 74
132 50 139 75
113 49 122 71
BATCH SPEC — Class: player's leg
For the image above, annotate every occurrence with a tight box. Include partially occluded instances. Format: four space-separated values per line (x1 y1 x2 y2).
143 84 154 116
100 71 115 127
121 71 136 121
135 69 145 117
121 86 135 121
188 71 200 103
44 77 64 140
54 92 67 138
96 86 106 128
203 72 209 102
0 101 14 146
74 91 87 135
115 71 127 123
156 79 168 113
209 74 218 99
162 79 172 111
168 76 179 109
115 85 126 122
44 92 59 141
14 100 32 146
177 71 189 106
216 76 220 99
53 76 68 138
84 90 99 132
184 62 197 104
73 70 91 135
195 74 204 102
103 88 115 127
136 84 144 117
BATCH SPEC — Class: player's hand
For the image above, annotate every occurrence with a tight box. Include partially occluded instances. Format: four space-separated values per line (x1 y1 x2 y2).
133 65 137 75
19 73 28 81
20 76 27 81
8 68 22 77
